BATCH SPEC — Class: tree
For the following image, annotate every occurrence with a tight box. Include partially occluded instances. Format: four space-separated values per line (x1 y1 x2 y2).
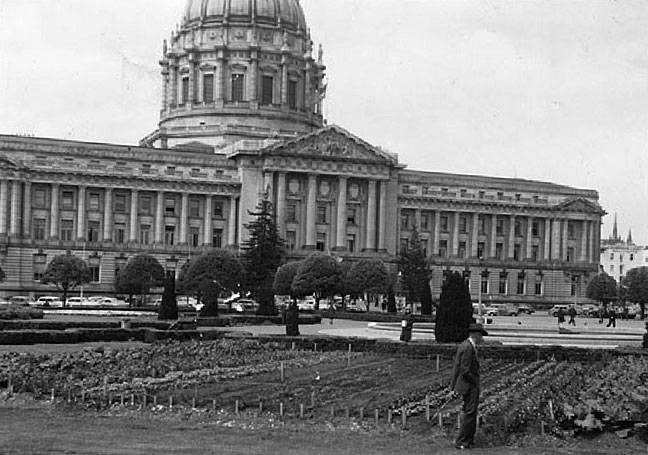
386 284 397 313
158 275 178 320
198 280 221 318
420 279 433 315
291 253 343 309
585 273 617 307
241 198 285 315
345 259 388 310
181 250 243 305
620 267 648 319
435 271 473 342
41 253 91 306
398 228 429 307
114 254 165 306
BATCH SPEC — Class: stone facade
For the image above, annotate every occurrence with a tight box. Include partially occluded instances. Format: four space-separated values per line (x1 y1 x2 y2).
0 0 605 304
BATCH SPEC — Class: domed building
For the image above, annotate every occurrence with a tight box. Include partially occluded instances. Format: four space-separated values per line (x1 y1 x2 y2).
0 1 605 308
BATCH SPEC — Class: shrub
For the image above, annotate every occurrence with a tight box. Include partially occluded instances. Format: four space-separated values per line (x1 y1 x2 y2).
435 271 473 342
158 276 178 320
0 305 44 320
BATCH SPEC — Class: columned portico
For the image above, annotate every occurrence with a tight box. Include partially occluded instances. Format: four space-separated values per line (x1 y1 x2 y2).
433 211 440 256
335 176 347 250
508 215 516 258
543 218 551 260
580 220 588 261
525 216 533 259
489 214 497 258
471 213 479 257
179 193 189 244
227 196 237 246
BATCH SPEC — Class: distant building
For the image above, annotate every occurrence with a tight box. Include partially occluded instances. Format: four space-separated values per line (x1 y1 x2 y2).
600 215 647 283
0 0 605 306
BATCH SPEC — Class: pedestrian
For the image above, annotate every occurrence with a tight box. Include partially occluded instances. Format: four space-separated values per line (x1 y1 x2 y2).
557 308 566 330
606 307 616 328
598 305 605 324
450 322 488 450
399 307 414 342
568 305 577 326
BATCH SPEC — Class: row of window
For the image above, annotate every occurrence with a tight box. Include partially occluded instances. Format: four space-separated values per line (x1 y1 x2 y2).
446 271 581 297
608 252 635 262
404 185 547 204
283 231 358 253
178 73 299 109
32 219 225 248
285 203 359 225
32 190 229 218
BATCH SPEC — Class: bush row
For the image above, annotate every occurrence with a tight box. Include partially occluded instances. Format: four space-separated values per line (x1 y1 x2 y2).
0 306 44 320
197 314 322 327
319 311 434 323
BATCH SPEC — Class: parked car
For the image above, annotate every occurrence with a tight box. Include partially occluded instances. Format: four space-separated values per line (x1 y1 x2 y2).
94 297 127 307
472 303 498 316
34 296 63 307
8 296 32 306
233 298 259 313
297 297 316 311
516 304 535 315
580 304 598 317
490 303 519 316
548 305 570 317
65 297 88 306
346 299 367 313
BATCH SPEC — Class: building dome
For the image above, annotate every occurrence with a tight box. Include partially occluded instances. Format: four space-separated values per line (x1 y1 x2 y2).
184 0 307 31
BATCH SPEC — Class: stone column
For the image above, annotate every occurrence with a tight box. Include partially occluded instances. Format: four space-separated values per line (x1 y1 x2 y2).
129 190 138 242
471 213 479 257
580 220 588 261
249 48 258 103
433 211 440 255
22 182 31 237
227 196 237 246
551 219 561 260
49 183 59 239
76 185 86 240
215 51 225 105
508 215 516 258
0 180 7 235
187 54 196 109
365 180 377 251
263 171 274 202
179 193 189 244
525 216 534 259
280 54 289 108
489 214 497 258
543 218 551 260
9 180 20 237
378 181 387 251
103 188 113 242
203 195 213 245
304 62 312 114
452 212 460 256
169 62 178 110
155 190 164 244
562 220 569 261
276 172 287 237
305 174 317 247
335 176 348 250
161 65 169 113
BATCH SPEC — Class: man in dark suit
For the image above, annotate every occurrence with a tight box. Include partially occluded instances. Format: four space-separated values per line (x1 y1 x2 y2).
450 323 488 450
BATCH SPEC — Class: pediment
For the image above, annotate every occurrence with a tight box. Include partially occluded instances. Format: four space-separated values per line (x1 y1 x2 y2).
261 125 399 165
554 197 605 215
0 154 21 169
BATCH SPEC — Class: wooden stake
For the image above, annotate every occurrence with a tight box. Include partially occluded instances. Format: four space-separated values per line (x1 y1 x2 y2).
438 412 443 428
310 391 315 407
387 409 392 424
50 388 55 402
120 394 124 406
374 409 379 426
280 362 285 382
258 401 263 413
347 344 352 367
169 395 173 409
436 354 440 372
130 393 135 406
279 402 284 419
457 412 461 430
235 399 239 415
314 342 317 352
359 407 364 420
425 395 430 421
299 403 304 419
67 389 72 404
540 421 545 435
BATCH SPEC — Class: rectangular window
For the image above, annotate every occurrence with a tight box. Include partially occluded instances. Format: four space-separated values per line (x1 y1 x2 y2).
190 227 200 247
439 239 448 257
33 218 46 240
535 274 543 295
33 254 47 281
189 199 200 218
140 195 152 215
610 264 614 272
440 215 449 232
458 241 466 258
164 225 175 245
478 215 486 235
400 238 409 253
261 75 274 105
316 232 326 251
181 76 189 105
213 200 224 218
477 242 485 259
231 74 244 102
347 208 357 225
459 215 468 233
480 272 489 294
517 272 525 295
89 266 100 283
567 247 575 262
513 244 521 261
400 213 409 230
34 188 47 208
514 220 522 237
495 242 503 259
317 205 327 224
499 272 508 294
532 221 540 237
347 234 355 253
420 240 428 257
62 191 74 210
478 191 485 199
286 231 296 250
496 217 504 235
571 275 580 297
212 228 223 248
88 193 100 211
620 265 624 275
609 252 614 260
287 202 297 223
114 194 127 213
420 213 429 231
87 221 100 242
568 222 575 240
140 224 151 245
165 197 176 215
531 245 539 261
203 74 214 103
288 80 298 110
60 219 73 241
114 223 126 244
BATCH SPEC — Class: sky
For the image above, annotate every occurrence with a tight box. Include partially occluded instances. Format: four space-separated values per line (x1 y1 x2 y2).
0 0 646 243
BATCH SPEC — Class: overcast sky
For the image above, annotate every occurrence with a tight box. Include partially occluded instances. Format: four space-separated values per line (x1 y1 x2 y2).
0 0 646 243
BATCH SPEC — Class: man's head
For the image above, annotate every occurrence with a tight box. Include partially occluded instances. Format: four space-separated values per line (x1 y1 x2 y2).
468 323 488 344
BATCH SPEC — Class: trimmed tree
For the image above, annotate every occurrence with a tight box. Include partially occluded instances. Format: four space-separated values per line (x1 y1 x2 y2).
198 280 222 317
114 254 165 306
291 253 343 310
181 250 244 306
345 258 388 311
621 267 648 319
420 279 433 316
585 273 617 308
158 275 178 320
435 271 473 342
274 262 302 336
386 284 397 313
398 228 429 308
241 199 285 315
41 253 91 306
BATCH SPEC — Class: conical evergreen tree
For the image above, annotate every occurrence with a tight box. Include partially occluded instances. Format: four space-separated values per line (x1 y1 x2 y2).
420 279 433 315
158 275 178 320
398 228 429 307
241 198 285 315
434 271 473 342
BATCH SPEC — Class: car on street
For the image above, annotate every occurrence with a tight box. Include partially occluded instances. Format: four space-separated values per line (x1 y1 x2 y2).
65 297 89 306
297 297 316 311
548 304 571 317
491 303 519 316
8 296 31 306
233 298 259 313
472 303 498 316
93 297 127 307
580 304 598 317
516 304 535 315
34 296 64 307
